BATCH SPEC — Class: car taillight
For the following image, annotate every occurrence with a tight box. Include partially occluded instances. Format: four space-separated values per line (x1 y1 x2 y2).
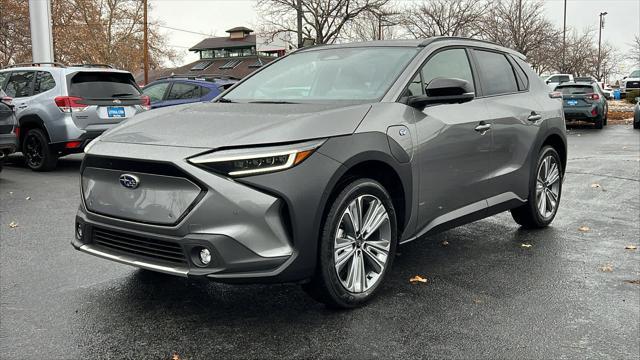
586 93 600 101
591 108 598 116
14 126 20 137
1 96 13 107
140 95 151 111
549 92 562 99
54 96 88 113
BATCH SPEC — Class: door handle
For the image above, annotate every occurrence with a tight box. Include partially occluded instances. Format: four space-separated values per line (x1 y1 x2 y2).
17 104 27 109
528 113 542 121
474 123 491 133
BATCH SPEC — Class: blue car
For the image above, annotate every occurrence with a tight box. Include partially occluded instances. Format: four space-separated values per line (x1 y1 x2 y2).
142 75 237 109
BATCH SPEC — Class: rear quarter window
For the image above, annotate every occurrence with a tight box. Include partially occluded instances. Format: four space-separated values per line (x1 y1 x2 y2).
69 71 140 99
473 50 518 96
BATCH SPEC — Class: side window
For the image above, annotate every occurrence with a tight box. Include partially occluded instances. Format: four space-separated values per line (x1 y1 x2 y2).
0 72 9 90
33 71 56 95
200 86 211 97
508 56 529 91
5 71 35 98
402 74 423 98
421 48 475 91
473 50 518 95
166 83 200 100
558 75 570 83
142 82 170 102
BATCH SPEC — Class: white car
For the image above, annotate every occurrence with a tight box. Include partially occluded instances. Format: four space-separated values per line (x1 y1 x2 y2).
544 74 574 90
621 69 640 96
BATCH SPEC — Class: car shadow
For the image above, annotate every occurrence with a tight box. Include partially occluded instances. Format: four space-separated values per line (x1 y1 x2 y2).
72 217 564 358
3 153 83 173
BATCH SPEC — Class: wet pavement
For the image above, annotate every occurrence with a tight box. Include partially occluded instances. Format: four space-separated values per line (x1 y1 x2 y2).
1 125 638 359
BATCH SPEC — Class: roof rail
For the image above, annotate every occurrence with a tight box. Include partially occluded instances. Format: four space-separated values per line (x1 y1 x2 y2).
418 36 502 48
156 73 240 81
69 63 114 68
4 62 67 69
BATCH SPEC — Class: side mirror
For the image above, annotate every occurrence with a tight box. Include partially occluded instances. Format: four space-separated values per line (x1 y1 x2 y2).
623 76 627 79
407 78 474 109
546 80 551 84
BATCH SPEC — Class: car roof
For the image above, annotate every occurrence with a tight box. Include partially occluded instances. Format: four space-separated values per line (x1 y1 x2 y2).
295 37 526 59
556 82 594 87
147 78 230 87
0 65 131 74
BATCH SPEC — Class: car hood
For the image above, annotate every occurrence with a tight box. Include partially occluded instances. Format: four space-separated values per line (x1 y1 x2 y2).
99 102 372 149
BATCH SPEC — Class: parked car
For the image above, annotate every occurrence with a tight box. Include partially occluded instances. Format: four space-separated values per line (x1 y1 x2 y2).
544 73 574 90
73 38 567 308
142 75 237 109
621 69 640 97
0 89 18 172
634 97 640 129
0 63 149 171
556 82 608 129
573 76 613 99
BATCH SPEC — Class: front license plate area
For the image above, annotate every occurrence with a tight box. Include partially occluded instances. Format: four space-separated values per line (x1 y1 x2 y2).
107 106 125 118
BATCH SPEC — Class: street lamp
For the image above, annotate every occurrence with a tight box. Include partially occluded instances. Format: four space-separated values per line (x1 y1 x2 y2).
597 11 608 81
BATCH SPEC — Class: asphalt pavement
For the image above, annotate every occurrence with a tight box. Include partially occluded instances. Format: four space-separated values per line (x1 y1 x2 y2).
1 125 638 360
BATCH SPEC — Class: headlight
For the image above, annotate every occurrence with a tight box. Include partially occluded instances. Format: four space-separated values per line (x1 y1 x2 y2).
188 139 326 177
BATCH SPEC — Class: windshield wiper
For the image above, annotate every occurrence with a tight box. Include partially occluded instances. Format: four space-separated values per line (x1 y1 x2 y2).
217 97 236 103
248 100 297 104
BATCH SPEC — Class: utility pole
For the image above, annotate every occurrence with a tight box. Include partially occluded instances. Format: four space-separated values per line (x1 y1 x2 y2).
597 11 607 81
143 0 149 85
296 0 303 48
562 0 567 73
517 0 522 50
28 0 54 63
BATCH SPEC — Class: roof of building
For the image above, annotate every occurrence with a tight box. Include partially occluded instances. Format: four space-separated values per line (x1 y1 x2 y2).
135 55 277 84
189 34 257 51
226 26 253 33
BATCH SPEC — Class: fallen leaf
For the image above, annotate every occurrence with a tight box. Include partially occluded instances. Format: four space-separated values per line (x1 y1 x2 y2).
590 183 601 188
472 298 483 304
624 245 637 250
441 240 449 246
624 279 640 285
521 243 532 248
409 275 428 284
25 196 31 200
8 221 18 228
578 226 590 232
171 352 181 360
599 264 613 272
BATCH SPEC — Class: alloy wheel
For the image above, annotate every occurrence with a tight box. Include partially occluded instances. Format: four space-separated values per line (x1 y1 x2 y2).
24 134 44 168
536 155 561 219
333 194 391 293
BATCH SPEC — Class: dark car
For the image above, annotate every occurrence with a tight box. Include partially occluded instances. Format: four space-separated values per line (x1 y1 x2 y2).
74 38 567 308
0 89 18 172
556 82 608 129
142 75 237 109
634 97 639 129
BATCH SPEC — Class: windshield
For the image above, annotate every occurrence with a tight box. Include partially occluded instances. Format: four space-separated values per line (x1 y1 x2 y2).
629 70 640 78
557 85 593 95
223 47 419 103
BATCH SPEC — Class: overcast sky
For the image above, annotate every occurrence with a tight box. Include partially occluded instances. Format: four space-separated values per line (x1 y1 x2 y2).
151 0 640 70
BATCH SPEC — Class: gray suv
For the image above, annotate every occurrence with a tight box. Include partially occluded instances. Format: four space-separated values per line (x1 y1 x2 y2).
0 63 149 171
73 38 567 308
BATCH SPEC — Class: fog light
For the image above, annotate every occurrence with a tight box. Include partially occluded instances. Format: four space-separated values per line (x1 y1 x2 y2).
199 248 211 265
75 223 84 240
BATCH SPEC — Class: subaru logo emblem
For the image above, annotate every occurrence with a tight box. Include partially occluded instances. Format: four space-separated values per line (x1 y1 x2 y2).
113 99 122 104
119 174 140 189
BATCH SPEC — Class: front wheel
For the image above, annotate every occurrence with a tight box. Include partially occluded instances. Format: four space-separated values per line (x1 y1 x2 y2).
303 178 397 308
511 146 563 229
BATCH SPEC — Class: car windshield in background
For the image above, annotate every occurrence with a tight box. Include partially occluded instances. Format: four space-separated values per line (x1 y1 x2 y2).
629 70 640 77
224 47 419 103
69 72 141 99
557 85 593 95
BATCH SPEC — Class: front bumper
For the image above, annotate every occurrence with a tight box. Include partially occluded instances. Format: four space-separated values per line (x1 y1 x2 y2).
73 140 343 282
0 132 18 155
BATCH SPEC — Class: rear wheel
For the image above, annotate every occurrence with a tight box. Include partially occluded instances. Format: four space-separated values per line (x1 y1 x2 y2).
634 121 640 129
23 128 57 171
303 178 397 308
511 146 562 229
594 116 604 129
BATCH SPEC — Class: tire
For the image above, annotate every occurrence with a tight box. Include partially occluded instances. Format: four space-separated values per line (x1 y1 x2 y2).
302 178 398 308
634 121 640 129
594 116 603 129
22 128 57 171
511 146 563 229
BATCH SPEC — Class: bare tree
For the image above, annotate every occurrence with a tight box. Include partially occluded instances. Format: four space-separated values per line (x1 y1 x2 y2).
257 0 391 45
629 35 640 68
341 6 402 41
401 0 486 38
0 0 32 66
479 0 561 72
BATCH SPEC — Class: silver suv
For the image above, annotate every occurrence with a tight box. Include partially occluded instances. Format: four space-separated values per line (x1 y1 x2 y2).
0 63 149 171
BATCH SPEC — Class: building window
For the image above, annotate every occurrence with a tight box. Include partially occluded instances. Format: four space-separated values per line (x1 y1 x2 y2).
214 49 226 58
220 59 242 69
201 50 214 59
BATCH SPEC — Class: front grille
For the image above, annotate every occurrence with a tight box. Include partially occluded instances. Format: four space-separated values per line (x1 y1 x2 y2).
92 227 187 264
626 81 640 89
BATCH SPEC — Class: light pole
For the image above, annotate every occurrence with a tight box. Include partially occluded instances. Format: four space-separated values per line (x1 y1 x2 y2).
597 11 607 81
143 0 149 85
562 0 567 73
